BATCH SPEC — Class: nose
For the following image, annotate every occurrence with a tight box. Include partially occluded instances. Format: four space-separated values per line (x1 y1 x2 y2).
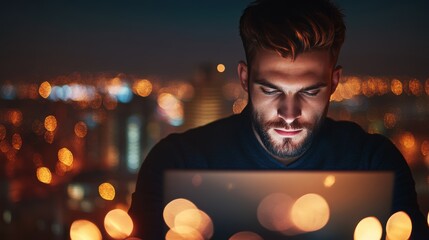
277 95 301 124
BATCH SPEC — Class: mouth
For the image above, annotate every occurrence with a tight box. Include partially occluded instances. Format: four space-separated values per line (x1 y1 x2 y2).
273 128 303 137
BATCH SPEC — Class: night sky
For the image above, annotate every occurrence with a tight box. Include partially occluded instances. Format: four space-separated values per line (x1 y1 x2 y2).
1 0 428 83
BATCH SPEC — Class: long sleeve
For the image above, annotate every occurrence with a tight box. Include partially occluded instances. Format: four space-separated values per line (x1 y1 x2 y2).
128 137 181 239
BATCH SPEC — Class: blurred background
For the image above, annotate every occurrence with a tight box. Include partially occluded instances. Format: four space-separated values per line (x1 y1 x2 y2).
0 0 428 239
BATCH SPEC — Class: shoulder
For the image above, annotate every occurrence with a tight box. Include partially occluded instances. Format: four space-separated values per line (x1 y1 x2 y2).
324 118 404 168
324 118 389 144
165 112 244 144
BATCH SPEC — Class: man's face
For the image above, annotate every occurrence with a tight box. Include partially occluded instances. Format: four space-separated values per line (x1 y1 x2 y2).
238 49 341 163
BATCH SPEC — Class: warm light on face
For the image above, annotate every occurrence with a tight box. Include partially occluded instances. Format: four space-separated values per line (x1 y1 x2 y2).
290 193 330 232
58 147 73 167
257 192 294 231
98 182 115 201
229 231 264 240
44 115 57 131
70 219 102 240
36 167 52 184
247 50 334 160
104 209 134 239
353 216 382 240
386 211 412 240
217 64 226 73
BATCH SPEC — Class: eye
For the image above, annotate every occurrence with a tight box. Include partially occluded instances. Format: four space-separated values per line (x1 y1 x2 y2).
261 87 279 95
301 89 320 96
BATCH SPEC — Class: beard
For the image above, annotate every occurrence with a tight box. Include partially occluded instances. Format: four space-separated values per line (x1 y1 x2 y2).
251 107 325 160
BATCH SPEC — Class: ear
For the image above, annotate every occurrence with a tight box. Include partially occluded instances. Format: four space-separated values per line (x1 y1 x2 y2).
330 65 342 94
237 61 249 93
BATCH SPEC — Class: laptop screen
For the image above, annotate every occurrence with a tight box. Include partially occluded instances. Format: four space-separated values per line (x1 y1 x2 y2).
163 170 394 240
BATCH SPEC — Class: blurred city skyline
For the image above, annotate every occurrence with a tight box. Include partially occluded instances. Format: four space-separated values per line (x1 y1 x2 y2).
1 0 429 83
1 1 429 239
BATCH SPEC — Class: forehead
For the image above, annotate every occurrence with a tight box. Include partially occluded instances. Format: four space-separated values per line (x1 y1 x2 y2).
249 49 333 81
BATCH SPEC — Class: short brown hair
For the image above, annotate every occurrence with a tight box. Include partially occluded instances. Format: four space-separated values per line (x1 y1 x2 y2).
239 0 346 64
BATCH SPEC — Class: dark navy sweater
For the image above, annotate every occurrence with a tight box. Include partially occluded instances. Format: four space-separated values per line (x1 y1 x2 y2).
129 107 429 239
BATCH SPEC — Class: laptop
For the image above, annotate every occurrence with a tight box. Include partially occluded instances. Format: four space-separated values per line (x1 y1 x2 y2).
163 170 394 240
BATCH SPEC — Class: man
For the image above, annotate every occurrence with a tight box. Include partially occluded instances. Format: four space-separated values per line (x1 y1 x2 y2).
129 0 429 239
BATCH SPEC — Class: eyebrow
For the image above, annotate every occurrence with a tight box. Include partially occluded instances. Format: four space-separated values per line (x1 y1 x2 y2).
253 78 328 91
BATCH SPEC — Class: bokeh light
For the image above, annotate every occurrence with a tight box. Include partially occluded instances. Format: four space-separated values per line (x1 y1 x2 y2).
191 174 203 187
354 216 382 240
425 78 429 95
383 113 397 129
386 211 412 240
391 79 403 96
32 119 44 135
165 226 204 240
421 140 429 156
229 231 264 240
104 209 134 239
409 79 422 96
257 192 294 231
58 147 74 167
44 115 57 131
36 167 52 184
217 64 226 73
70 219 102 240
74 121 88 138
133 79 153 97
68 184 85 200
11 133 22 150
323 175 336 188
103 95 118 110
232 98 247 114
99 182 115 201
7 110 23 127
174 208 213 239
0 140 10 153
399 132 415 149
44 131 55 144
163 198 198 229
157 93 184 126
39 81 52 98
290 193 330 232
0 124 6 140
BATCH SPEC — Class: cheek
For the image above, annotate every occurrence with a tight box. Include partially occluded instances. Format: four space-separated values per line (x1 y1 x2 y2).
249 91 277 116
301 96 330 119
